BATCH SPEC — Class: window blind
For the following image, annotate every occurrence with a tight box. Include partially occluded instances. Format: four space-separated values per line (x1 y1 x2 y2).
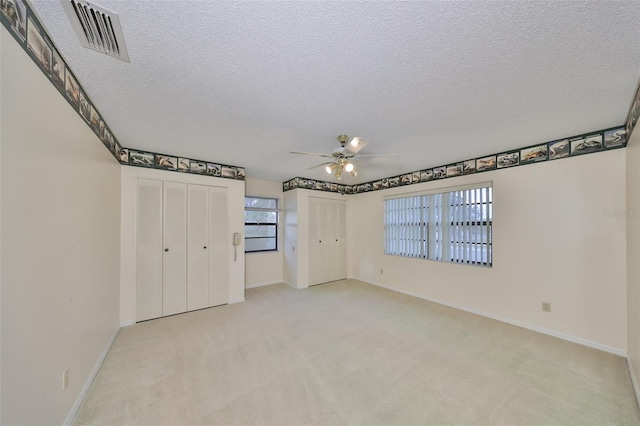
384 184 492 266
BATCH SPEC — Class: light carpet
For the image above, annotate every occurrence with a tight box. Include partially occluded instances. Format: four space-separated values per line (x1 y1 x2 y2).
74 279 640 425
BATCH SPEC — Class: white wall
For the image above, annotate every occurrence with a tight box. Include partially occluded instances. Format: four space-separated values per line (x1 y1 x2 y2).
1 26 121 424
627 123 640 398
120 166 246 324
0 26 5 423
351 149 627 353
283 188 351 289
244 178 283 288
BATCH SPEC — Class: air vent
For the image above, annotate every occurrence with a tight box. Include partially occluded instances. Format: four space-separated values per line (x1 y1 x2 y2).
61 0 129 62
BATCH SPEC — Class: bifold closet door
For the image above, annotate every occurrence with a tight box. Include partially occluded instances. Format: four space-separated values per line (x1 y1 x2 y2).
309 197 329 286
162 182 187 316
187 185 209 311
136 179 163 321
208 187 229 307
328 199 347 282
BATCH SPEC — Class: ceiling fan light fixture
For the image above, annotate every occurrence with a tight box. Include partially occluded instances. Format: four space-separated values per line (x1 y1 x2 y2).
335 167 343 179
325 164 334 174
344 162 354 173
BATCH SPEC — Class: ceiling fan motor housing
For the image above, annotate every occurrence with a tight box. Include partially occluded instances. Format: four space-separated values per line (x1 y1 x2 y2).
331 147 353 158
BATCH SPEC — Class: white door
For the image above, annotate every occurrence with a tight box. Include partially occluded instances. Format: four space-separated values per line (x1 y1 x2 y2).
136 179 163 321
162 182 187 316
187 184 209 311
208 187 229 307
328 199 347 282
309 197 329 286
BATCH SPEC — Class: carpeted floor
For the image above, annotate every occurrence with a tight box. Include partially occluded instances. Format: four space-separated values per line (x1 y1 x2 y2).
74 279 640 425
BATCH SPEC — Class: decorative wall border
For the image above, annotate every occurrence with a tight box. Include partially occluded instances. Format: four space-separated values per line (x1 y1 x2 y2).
626 79 640 141
1 0 245 181
283 125 627 195
122 148 245 180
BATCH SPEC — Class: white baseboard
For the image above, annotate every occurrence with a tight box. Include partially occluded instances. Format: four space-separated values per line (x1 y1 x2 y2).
628 358 640 408
120 320 135 327
364 279 626 357
245 280 281 289
64 326 120 426
228 297 245 304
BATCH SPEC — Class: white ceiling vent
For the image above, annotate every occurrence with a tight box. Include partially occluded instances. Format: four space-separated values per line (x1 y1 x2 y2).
61 0 129 62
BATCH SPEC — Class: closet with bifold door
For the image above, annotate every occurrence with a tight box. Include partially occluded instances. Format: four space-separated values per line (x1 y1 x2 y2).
308 196 347 286
136 178 229 322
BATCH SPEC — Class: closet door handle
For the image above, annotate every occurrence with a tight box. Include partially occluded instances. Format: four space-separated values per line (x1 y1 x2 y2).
203 246 207 249
164 248 169 252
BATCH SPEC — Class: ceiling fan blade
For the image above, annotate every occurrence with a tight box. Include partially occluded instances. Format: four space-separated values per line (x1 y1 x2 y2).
306 161 334 170
343 137 370 155
290 151 334 158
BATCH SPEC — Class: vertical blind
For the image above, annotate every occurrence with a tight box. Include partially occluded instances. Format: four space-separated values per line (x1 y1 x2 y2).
384 185 492 266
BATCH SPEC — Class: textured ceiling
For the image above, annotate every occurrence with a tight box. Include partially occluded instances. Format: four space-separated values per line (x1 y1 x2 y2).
30 0 640 184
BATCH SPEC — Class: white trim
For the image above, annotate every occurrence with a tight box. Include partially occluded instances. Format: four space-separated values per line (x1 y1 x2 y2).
120 320 135 327
628 358 640 408
228 297 245 304
64 326 120 426
245 280 282 289
364 279 626 357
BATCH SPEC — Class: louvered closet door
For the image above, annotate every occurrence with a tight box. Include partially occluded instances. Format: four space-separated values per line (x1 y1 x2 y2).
328 199 347 282
136 179 163 321
162 182 188 316
208 187 229 307
309 197 329 286
187 185 209 311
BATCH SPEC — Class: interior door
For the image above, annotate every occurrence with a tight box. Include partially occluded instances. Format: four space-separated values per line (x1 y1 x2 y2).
187 184 209 311
136 179 163 321
208 187 229 307
162 181 188 316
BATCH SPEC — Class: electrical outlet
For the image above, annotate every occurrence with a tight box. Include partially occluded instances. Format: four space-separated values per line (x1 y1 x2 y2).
380 268 384 275
542 302 551 313
62 369 69 390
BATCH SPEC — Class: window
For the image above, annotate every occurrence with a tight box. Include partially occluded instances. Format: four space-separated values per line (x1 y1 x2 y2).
245 196 278 252
384 184 492 266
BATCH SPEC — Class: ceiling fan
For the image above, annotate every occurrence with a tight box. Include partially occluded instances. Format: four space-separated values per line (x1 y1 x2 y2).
290 135 397 179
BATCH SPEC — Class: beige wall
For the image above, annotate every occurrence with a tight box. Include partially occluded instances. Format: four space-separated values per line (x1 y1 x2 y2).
244 178 283 288
627 123 640 398
350 149 627 353
120 166 246 324
1 26 121 425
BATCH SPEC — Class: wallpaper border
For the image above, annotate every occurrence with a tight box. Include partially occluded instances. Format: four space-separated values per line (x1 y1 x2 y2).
283 125 626 194
0 0 245 181
625 78 640 142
